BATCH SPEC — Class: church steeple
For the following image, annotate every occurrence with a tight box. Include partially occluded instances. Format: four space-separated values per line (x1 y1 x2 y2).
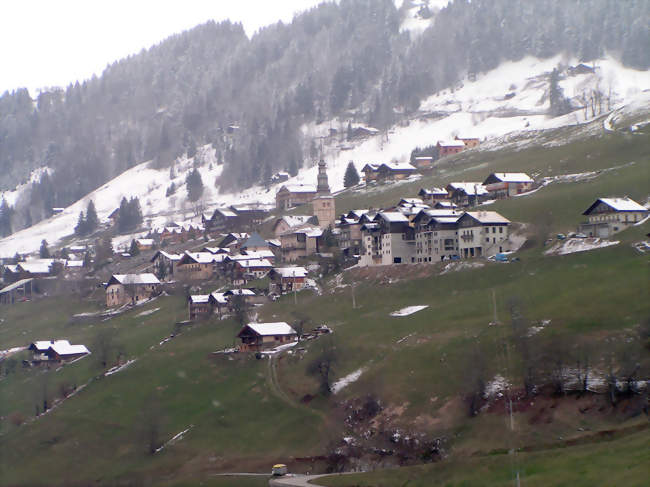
316 159 330 195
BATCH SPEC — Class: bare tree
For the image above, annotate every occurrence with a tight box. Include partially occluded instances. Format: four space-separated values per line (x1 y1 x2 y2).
93 328 118 370
139 395 166 454
308 337 337 396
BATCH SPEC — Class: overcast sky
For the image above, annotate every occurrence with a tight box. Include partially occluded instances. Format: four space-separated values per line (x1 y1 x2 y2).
0 0 325 95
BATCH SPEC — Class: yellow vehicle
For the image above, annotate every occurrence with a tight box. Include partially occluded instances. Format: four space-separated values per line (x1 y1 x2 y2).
272 464 288 476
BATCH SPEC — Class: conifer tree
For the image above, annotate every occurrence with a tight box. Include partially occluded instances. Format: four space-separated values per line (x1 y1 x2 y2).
343 161 360 188
85 200 99 234
39 239 50 258
186 168 204 202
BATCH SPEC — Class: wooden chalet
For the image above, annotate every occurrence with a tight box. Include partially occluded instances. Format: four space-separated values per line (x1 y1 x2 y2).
482 173 534 198
437 140 466 157
268 266 308 294
237 322 297 352
29 340 90 362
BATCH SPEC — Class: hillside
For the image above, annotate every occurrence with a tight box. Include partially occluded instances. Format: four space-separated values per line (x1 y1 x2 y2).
0 115 648 485
1 52 649 257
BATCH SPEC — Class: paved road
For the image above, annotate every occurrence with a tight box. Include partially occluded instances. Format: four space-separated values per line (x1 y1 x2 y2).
268 474 328 486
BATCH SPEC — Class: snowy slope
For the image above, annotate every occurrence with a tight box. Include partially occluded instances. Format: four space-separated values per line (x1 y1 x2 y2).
1 54 648 256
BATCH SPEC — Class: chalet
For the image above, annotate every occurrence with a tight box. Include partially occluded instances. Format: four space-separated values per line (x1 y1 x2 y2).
375 162 417 183
209 292 229 316
2 264 22 283
361 163 380 183
230 204 273 227
483 173 534 198
418 187 449 205
202 247 230 255
271 171 290 184
188 295 212 320
224 288 264 307
437 140 466 157
65 260 85 274
233 258 273 279
279 226 323 262
348 125 379 140
105 274 161 307
204 208 238 234
154 223 202 245
237 322 298 352
580 197 648 238
412 156 434 170
433 201 458 210
275 184 317 210
455 136 480 148
135 238 154 251
107 207 120 225
217 233 250 250
150 250 181 280
446 182 490 206
457 211 511 258
29 340 90 362
15 259 61 279
269 266 308 294
175 252 222 280
359 212 415 266
273 215 317 237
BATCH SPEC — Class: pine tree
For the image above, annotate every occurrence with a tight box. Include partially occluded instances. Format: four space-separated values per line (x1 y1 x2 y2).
85 200 99 234
0 198 13 237
343 161 360 188
75 211 87 236
39 240 50 258
186 168 204 202
129 239 140 256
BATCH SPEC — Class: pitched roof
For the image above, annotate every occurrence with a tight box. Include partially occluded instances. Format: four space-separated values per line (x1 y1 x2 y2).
189 295 210 304
275 215 313 229
418 187 447 196
447 182 488 195
583 197 648 215
31 340 70 352
279 184 317 193
150 250 182 262
49 341 90 356
181 251 220 264
484 172 534 184
17 260 54 274
241 322 296 336
272 267 308 278
136 238 154 245
225 288 256 296
236 258 273 269
242 232 269 249
210 292 228 304
379 162 416 171
463 211 511 224
109 274 160 285
65 260 84 268
438 140 466 148
0 278 33 294
377 212 409 223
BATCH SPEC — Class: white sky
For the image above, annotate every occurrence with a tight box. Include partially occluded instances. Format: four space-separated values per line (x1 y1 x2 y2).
0 0 326 95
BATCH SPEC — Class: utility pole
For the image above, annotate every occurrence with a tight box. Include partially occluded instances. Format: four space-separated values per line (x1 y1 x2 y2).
293 269 297 305
351 282 356 309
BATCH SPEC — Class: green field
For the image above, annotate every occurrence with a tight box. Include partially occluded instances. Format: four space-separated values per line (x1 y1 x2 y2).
0 123 648 485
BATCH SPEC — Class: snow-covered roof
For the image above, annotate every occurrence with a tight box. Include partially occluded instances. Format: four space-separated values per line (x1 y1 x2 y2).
242 249 275 259
362 163 379 172
18 260 53 274
283 226 323 237
31 340 70 352
151 250 182 262
109 273 160 285
136 238 154 245
434 201 458 208
272 266 308 278
213 208 237 218
226 288 256 296
266 239 281 247
65 260 84 268
583 197 648 214
202 247 229 254
380 162 416 171
210 292 228 304
464 211 511 224
432 216 462 224
49 341 89 356
399 198 424 205
276 215 313 228
189 295 210 304
279 184 317 193
3 264 19 273
183 251 220 264
244 322 296 336
377 212 409 223
485 172 534 184
438 140 466 148
236 258 272 268
419 187 447 196
0 278 33 293
347 209 370 219
447 182 488 195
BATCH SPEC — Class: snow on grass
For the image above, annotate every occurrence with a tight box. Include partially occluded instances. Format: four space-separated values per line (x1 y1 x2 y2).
390 305 429 317
544 237 620 256
136 307 160 317
0 167 50 207
259 341 298 355
104 359 137 377
0 346 26 357
484 374 510 399
332 367 366 394
440 261 484 274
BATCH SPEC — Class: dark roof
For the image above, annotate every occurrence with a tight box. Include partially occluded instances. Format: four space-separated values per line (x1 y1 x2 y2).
242 232 269 249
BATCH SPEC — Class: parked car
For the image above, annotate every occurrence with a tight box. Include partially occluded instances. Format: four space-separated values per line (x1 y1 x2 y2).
557 233 566 240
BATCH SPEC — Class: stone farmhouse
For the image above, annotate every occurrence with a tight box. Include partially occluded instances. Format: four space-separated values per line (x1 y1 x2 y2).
105 273 161 307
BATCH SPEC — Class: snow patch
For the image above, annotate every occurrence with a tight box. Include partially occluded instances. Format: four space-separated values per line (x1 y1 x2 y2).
485 374 510 399
332 367 365 394
545 238 619 256
390 305 429 317
136 307 160 317
104 359 136 377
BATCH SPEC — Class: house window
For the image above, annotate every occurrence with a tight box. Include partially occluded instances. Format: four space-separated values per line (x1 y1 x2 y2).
492 227 496 233
499 227 503 233
394 257 402 264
